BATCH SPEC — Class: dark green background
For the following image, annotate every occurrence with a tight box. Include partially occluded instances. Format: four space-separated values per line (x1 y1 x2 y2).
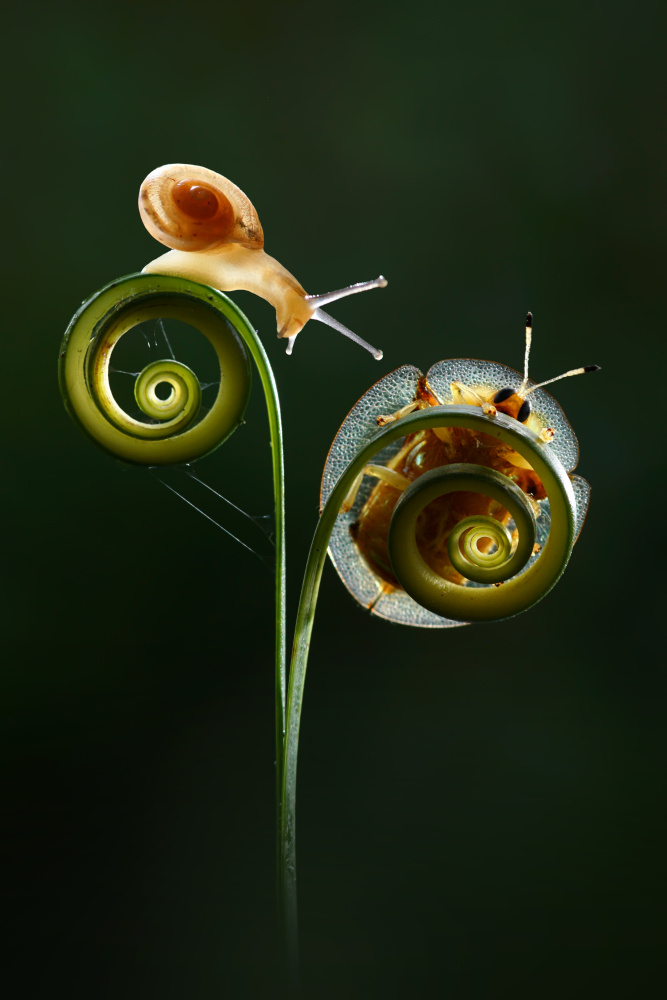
4 0 664 996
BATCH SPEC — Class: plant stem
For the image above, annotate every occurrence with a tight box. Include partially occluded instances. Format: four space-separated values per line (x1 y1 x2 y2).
280 405 577 989
170 285 289 937
222 303 288 876
229 314 293 982
61 274 292 983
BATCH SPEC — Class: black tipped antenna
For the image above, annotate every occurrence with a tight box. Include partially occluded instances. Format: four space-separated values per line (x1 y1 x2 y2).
518 311 601 396
519 312 534 394
524 364 602 395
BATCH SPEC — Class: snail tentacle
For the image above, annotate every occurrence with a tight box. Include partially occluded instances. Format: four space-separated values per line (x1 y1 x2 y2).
139 163 387 355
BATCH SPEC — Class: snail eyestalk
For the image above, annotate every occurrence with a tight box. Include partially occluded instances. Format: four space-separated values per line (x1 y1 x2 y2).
305 275 388 309
305 274 387 360
310 307 383 360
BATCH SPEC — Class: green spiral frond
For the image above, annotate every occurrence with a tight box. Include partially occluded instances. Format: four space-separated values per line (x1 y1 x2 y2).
388 461 540 616
282 405 579 913
59 273 252 466
133 359 202 425
61 271 287 911
448 516 514 579
308 405 578 638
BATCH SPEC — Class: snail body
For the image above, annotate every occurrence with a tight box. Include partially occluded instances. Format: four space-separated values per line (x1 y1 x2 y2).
140 164 386 357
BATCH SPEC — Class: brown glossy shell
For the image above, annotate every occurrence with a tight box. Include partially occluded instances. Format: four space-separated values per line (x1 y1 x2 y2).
139 164 264 252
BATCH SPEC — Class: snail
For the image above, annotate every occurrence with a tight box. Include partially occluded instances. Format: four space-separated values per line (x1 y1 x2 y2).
139 164 387 359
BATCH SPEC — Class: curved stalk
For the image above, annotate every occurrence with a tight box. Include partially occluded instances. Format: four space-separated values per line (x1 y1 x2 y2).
213 290 288 831
281 403 577 972
60 272 287 917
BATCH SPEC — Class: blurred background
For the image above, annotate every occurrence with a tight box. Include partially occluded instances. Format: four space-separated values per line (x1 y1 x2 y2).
3 0 664 996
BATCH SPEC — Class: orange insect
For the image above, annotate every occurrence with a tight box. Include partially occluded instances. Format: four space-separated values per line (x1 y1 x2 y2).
321 314 599 627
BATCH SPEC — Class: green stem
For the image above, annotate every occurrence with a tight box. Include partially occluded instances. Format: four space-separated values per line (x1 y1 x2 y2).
165 288 289 977
235 306 288 894
281 404 577 977
161 285 289 911
60 272 288 951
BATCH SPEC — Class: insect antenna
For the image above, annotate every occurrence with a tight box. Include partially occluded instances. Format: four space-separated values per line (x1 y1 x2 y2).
518 311 533 395
523 364 601 395
517 311 600 395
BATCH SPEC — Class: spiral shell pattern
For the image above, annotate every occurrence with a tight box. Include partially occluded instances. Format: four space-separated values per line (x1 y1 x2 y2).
139 164 264 253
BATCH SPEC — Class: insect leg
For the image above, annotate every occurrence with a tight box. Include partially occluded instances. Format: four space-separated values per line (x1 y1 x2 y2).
341 464 410 512
376 400 427 426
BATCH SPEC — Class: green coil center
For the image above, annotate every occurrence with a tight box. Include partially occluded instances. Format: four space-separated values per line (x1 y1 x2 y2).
134 359 202 424
59 275 252 466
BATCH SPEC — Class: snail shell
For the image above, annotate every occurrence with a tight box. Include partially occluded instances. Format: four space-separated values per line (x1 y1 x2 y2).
139 164 264 253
